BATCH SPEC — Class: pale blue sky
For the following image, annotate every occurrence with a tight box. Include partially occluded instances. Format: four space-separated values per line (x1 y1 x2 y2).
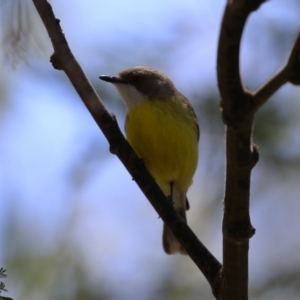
1 0 300 299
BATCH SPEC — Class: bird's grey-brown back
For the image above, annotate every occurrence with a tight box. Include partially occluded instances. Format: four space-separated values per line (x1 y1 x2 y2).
118 67 177 99
115 67 199 139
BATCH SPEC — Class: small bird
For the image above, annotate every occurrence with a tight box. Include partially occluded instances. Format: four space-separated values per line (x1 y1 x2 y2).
99 67 199 254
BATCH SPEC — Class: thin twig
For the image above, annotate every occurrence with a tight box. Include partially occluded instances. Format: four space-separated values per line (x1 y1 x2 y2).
253 31 300 110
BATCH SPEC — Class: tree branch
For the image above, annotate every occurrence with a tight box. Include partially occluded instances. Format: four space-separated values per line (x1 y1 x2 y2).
252 68 288 110
218 0 300 297
253 31 300 110
31 0 222 295
217 1 266 299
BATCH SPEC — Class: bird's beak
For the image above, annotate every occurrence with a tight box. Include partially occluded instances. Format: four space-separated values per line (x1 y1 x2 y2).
99 75 124 84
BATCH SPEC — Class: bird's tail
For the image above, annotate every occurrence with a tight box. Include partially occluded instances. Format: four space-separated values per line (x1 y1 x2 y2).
162 194 188 255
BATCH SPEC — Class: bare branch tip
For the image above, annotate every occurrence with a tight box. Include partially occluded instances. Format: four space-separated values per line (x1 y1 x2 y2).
250 144 259 168
229 0 268 12
247 0 268 12
224 221 255 242
50 53 63 70
110 113 117 122
288 58 300 86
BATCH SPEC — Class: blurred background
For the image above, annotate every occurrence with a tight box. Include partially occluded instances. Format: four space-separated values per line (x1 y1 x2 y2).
0 0 300 299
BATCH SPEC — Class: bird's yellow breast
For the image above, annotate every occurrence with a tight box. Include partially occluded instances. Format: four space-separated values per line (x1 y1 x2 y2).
125 98 198 193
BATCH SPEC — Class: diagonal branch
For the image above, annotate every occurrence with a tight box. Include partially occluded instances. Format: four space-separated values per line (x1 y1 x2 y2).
253 31 300 110
31 0 222 295
252 68 288 110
